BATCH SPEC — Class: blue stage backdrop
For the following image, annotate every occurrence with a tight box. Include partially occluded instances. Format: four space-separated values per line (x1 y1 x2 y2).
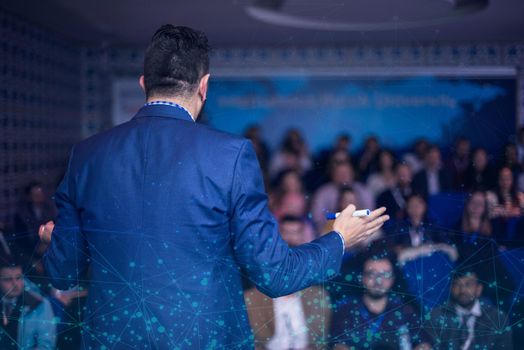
204 76 516 154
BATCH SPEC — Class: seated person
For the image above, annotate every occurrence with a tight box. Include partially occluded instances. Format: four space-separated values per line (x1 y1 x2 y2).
311 161 373 231
486 166 524 247
411 145 451 200
376 163 413 222
423 267 513 350
392 194 457 263
330 252 430 350
244 216 331 349
453 191 515 314
0 255 56 349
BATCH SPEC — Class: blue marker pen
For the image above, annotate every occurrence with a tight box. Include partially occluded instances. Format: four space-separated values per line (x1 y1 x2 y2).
325 209 371 220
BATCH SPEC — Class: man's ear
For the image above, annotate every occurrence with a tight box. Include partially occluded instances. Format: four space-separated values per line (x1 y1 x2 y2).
198 74 210 101
139 75 146 92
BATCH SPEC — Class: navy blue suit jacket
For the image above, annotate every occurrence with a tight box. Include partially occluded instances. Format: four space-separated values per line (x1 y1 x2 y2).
43 104 343 349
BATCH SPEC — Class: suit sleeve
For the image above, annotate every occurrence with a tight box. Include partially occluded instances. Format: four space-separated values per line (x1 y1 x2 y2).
229 140 343 298
43 146 89 290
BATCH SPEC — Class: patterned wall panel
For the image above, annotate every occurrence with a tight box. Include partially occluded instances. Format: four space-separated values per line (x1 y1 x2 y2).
0 9 82 225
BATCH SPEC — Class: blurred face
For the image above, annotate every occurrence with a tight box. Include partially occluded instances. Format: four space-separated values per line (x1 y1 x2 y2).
0 267 24 298
288 130 303 150
456 140 470 158
467 192 486 218
498 167 513 192
396 164 412 186
280 221 306 247
415 140 429 158
362 259 394 298
379 152 394 171
281 172 302 194
365 138 380 153
473 150 488 171
282 152 300 171
332 163 354 185
426 148 441 169
451 274 483 309
331 149 350 164
30 186 45 205
336 137 350 151
338 190 358 211
278 193 306 217
407 196 426 221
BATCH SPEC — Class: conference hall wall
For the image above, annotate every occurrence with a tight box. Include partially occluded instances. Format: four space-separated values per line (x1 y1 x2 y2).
0 8 82 225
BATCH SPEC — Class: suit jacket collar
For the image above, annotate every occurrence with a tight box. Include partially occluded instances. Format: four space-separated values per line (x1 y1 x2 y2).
133 104 194 123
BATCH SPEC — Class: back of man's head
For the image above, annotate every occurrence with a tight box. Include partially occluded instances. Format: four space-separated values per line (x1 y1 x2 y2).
144 25 209 99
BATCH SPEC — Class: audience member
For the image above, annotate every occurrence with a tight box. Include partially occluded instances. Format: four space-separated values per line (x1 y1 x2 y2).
392 194 444 249
464 147 496 192
376 163 413 221
422 268 513 350
268 129 312 179
446 137 471 190
499 143 521 177
366 149 397 198
356 136 381 182
486 166 524 246
244 216 331 349
330 252 429 350
0 255 56 349
403 138 430 174
453 191 516 312
311 161 373 231
304 145 353 194
13 182 56 269
269 169 304 211
412 145 452 199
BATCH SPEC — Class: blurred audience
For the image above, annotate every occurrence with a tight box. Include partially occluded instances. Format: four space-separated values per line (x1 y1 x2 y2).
423 268 513 350
330 252 430 350
464 147 496 192
366 149 397 198
13 182 56 266
0 255 56 349
311 161 372 231
403 138 430 174
412 145 452 199
269 129 312 179
376 163 413 221
356 136 381 182
486 166 524 246
446 137 471 190
244 216 331 350
4 128 524 349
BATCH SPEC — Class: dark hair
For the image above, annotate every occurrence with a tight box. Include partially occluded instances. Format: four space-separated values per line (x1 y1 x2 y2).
271 169 302 193
461 190 491 235
143 25 210 99
24 181 43 195
451 264 479 284
0 254 20 270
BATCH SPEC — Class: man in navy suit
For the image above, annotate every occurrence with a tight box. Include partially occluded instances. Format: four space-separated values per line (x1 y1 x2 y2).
39 25 389 349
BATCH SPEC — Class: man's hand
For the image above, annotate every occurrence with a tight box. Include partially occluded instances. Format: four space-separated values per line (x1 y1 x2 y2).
38 221 55 244
333 205 389 250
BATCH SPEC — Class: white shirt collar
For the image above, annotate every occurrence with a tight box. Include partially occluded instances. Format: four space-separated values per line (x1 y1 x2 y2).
455 299 482 318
